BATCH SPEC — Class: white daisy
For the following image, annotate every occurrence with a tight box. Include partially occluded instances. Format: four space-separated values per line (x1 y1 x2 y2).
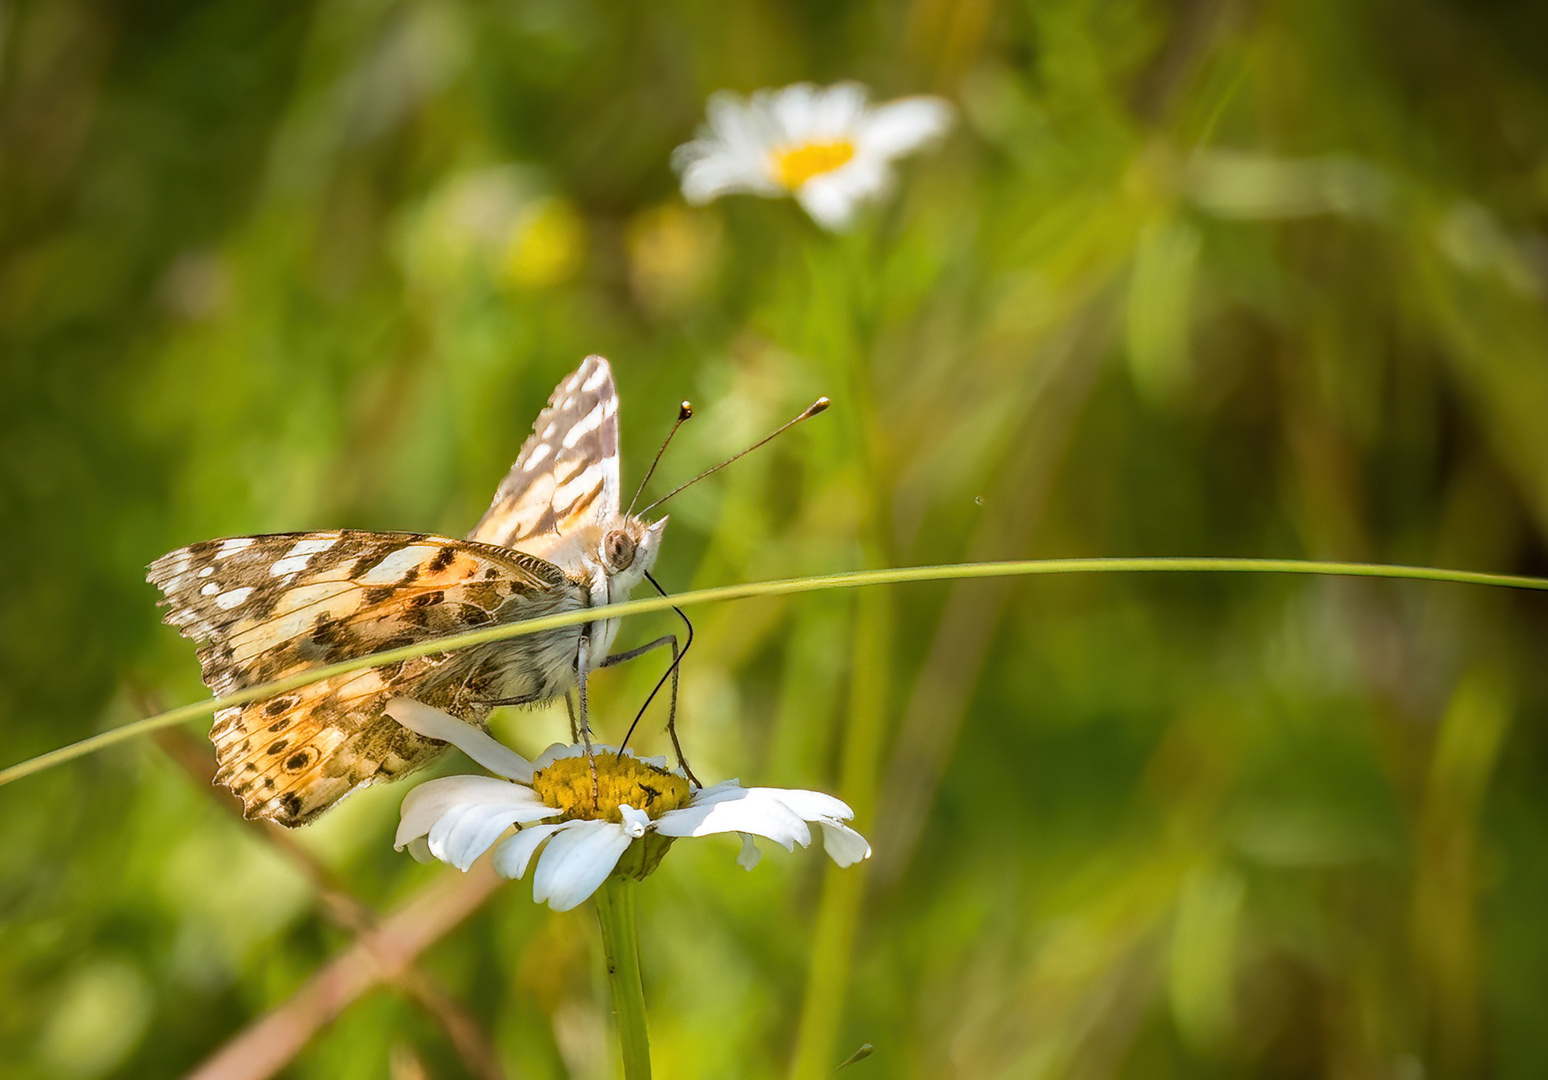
672 81 954 231
387 698 872 912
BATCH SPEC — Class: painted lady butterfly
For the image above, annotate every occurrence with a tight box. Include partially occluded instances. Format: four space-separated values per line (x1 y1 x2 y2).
148 356 669 827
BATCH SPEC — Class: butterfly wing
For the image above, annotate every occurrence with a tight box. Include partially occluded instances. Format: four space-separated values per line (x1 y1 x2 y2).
468 354 621 556
148 531 578 826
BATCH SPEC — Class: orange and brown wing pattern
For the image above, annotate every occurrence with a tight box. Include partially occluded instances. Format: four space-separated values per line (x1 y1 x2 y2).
147 531 575 826
468 354 622 555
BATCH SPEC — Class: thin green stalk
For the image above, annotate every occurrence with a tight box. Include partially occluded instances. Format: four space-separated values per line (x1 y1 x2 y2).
595 879 651 1080
790 589 890 1079
4 557 1547 787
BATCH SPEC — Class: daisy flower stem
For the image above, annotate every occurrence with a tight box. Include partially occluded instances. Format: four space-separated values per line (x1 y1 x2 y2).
595 879 652 1079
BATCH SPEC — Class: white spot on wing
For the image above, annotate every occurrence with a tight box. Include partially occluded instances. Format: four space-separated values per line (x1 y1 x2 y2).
581 365 608 392
270 554 312 576
553 463 602 513
267 580 357 620
522 442 553 471
542 422 558 439
198 565 215 578
287 536 339 557
357 544 441 586
215 586 254 610
201 582 220 596
562 403 606 448
217 538 254 557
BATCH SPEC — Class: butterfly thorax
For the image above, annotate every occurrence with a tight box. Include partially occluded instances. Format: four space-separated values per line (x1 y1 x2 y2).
554 514 667 672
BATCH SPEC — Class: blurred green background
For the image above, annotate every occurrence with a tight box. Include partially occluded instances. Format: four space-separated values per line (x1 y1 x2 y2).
4 0 1548 1077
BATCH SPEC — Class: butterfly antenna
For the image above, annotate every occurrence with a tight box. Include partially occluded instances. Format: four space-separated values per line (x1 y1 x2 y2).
627 401 693 515
640 396 830 515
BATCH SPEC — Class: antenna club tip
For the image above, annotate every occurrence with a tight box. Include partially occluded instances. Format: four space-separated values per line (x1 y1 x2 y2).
805 397 831 418
678 401 693 421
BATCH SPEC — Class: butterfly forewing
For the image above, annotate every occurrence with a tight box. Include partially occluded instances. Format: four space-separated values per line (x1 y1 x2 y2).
148 530 582 825
469 354 621 553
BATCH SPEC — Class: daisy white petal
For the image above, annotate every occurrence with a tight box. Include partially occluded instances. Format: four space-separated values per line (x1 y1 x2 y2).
679 153 777 204
493 822 572 879
619 804 651 838
796 163 891 231
673 80 954 230
705 89 779 152
532 820 634 912
657 785 823 850
859 97 955 159
804 82 870 141
766 82 822 139
742 786 856 823
736 833 763 871
396 774 552 849
394 733 870 906
818 822 873 867
428 800 555 872
386 698 534 781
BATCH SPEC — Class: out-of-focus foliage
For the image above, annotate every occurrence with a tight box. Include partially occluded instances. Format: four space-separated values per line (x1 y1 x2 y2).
3 0 1548 1077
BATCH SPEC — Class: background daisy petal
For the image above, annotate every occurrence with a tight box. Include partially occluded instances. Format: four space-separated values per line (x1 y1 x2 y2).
793 175 867 230
810 81 870 139
680 153 779 202
766 82 820 140
859 96 954 158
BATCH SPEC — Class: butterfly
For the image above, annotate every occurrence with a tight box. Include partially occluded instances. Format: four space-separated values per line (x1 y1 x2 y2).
147 355 674 827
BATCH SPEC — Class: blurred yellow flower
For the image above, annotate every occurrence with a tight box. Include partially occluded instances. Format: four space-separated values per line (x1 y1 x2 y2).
499 196 585 291
625 203 722 314
673 82 954 230
393 165 584 292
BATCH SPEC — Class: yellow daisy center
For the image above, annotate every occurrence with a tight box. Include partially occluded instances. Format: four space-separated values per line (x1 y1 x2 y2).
770 140 856 190
530 752 691 822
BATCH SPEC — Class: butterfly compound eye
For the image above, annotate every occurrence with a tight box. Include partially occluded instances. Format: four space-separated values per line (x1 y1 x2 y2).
604 530 637 570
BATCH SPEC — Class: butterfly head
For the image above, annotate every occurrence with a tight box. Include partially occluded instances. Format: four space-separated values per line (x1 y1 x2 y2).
599 515 667 602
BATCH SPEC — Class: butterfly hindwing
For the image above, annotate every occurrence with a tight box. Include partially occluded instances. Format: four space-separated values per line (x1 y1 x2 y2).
148 530 579 825
468 354 621 552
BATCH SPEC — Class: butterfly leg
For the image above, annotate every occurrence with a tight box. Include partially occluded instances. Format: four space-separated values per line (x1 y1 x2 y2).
563 691 580 742
575 633 600 806
603 634 701 788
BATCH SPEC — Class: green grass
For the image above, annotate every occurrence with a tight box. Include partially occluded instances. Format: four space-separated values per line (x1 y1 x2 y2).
3 1 1548 1077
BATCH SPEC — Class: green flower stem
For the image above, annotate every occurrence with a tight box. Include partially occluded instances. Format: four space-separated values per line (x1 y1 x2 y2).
5 557 1548 786
595 879 651 1080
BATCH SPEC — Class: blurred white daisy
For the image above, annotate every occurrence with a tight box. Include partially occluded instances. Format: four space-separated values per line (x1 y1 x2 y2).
387 698 871 912
673 82 954 231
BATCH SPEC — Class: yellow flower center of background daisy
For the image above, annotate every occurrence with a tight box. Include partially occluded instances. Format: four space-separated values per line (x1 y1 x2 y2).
531 752 691 822
771 140 856 189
